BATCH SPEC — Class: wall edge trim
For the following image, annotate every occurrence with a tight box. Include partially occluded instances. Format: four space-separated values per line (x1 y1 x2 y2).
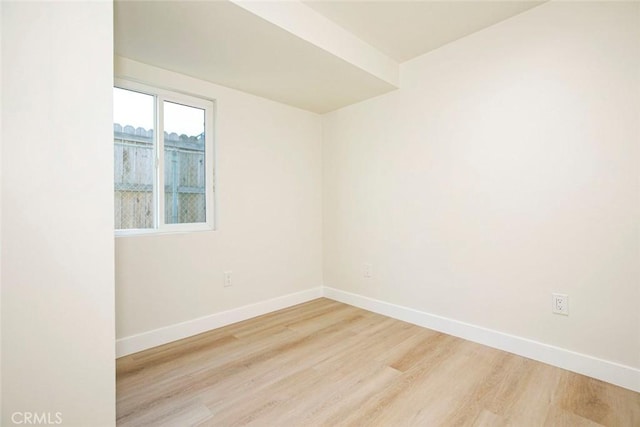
116 284 639 393
323 286 640 392
116 287 323 357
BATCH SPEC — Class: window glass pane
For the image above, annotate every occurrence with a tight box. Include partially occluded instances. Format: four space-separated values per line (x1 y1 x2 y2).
113 88 155 230
163 101 206 224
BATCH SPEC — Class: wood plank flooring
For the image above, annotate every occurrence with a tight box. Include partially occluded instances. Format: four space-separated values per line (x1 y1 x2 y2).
117 298 640 426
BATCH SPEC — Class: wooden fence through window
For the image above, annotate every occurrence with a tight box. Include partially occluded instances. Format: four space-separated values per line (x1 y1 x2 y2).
114 124 206 229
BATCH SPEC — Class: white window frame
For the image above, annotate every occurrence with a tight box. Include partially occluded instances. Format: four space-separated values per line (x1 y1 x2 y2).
114 79 215 236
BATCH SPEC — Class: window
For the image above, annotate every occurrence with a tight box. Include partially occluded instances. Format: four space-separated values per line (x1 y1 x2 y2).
113 80 215 234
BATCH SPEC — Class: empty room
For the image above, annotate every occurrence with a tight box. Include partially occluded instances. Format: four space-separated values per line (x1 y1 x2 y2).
1 0 639 426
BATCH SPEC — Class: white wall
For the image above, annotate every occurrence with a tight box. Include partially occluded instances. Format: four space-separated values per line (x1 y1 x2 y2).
323 1 639 370
0 0 3 422
115 58 323 340
1 2 115 426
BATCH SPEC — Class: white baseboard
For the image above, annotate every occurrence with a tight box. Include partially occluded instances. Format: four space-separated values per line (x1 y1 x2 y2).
116 284 639 392
323 286 640 393
116 287 323 357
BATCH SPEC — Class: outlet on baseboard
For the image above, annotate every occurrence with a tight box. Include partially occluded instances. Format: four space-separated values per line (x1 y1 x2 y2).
224 271 233 287
552 293 568 315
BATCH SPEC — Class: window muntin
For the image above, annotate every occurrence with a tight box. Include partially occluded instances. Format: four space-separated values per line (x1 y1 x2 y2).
114 81 214 235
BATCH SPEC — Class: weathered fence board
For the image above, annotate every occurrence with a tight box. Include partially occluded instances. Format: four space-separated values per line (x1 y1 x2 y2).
114 125 206 229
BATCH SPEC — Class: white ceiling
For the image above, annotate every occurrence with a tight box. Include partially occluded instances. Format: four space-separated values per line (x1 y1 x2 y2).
114 0 545 113
303 1 545 62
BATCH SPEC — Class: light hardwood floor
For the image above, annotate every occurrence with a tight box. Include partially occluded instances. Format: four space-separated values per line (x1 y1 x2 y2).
117 298 640 426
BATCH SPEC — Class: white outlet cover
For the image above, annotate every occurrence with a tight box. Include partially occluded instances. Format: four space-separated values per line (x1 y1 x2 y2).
363 263 372 279
552 293 569 315
224 271 233 287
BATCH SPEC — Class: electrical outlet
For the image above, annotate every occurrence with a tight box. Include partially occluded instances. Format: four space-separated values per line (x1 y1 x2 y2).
224 271 233 287
552 293 568 315
363 263 372 279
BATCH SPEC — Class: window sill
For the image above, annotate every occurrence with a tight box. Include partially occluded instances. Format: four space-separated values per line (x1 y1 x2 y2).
115 225 215 238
